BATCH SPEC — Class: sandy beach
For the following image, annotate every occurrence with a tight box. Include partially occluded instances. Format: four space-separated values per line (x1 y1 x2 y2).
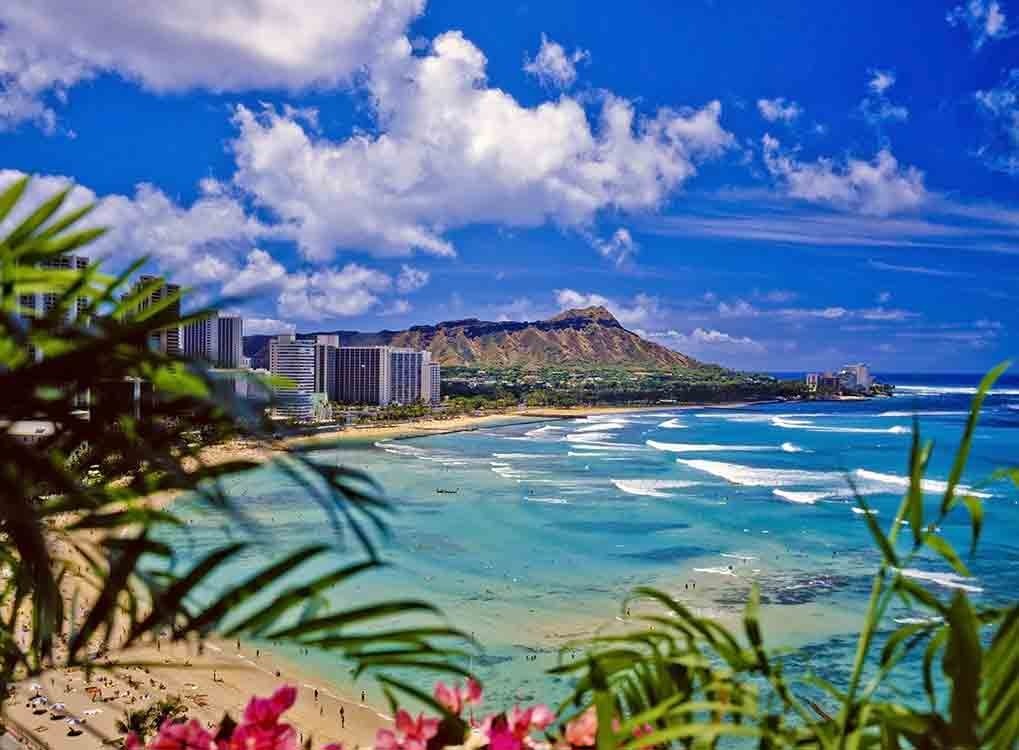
5 636 387 750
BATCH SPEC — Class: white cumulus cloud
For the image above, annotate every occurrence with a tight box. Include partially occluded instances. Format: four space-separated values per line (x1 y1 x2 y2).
523 34 589 89
277 264 392 320
228 30 732 261
396 264 430 294
761 134 926 215
589 227 638 265
975 69 1019 174
0 0 424 129
554 289 660 327
0 169 266 284
868 69 896 95
757 97 802 123
243 317 296 336
947 0 1012 49
652 328 765 354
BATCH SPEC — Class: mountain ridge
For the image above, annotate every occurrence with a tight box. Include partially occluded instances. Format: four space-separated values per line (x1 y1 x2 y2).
244 306 698 370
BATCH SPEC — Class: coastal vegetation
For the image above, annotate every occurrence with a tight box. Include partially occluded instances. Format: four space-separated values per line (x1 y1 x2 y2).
3 180 1019 749
442 365 805 407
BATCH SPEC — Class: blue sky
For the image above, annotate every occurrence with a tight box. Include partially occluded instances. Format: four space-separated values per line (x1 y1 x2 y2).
1 0 1017 372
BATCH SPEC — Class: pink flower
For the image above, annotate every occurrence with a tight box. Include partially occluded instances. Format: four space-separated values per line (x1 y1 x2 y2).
482 704 557 750
126 733 144 750
374 710 439 750
564 708 597 748
149 720 216 750
242 686 298 728
230 686 298 750
433 679 483 716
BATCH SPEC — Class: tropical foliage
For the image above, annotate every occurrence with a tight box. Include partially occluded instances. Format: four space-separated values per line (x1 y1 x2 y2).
0 177 469 709
3 177 1019 750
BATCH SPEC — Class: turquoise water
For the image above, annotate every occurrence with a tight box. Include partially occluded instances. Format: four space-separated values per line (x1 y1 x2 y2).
167 375 1019 710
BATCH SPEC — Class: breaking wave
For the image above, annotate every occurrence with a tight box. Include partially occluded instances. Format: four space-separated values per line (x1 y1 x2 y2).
611 479 700 498
899 568 983 593
772 489 831 504
647 439 774 453
853 469 992 499
771 416 910 434
658 418 686 429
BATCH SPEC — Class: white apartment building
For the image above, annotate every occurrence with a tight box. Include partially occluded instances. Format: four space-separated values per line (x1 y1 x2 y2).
269 334 315 419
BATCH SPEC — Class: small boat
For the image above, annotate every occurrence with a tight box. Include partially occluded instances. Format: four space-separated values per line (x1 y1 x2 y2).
435 488 459 494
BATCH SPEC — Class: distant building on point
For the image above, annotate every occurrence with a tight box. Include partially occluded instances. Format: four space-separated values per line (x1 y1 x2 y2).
838 363 872 392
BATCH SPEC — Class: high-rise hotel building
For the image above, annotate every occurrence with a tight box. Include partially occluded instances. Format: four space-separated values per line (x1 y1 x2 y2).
389 348 426 405
217 315 243 368
425 361 441 405
18 254 91 323
314 335 340 400
182 312 244 368
268 334 315 419
127 275 181 355
335 346 391 405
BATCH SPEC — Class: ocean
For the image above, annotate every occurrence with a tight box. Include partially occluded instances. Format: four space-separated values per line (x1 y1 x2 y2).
166 372 1019 711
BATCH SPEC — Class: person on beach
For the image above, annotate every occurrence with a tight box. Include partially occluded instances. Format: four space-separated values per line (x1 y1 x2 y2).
340 706 345 728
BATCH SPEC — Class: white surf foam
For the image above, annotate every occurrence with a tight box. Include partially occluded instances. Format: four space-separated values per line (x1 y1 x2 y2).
524 425 565 439
771 416 910 434
781 442 804 453
526 497 569 505
693 566 739 577
851 507 879 515
899 568 983 593
611 479 699 498
878 410 967 417
853 469 992 499
566 441 647 452
772 489 830 504
647 439 775 453
677 459 839 488
566 431 616 443
894 385 1019 396
574 421 627 433
492 452 546 459
893 615 944 625
658 418 686 429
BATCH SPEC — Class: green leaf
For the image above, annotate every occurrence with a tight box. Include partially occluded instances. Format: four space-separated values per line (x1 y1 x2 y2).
942 591 982 746
857 495 899 566
941 361 1009 515
923 534 971 577
5 188 69 248
0 176 28 225
905 425 930 547
961 495 984 559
